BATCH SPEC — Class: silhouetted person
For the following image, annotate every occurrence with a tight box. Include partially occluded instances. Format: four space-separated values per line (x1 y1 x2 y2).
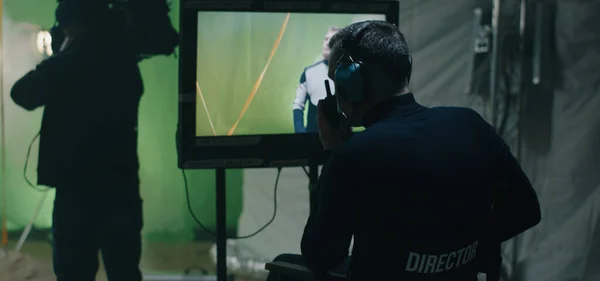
292 27 340 133
268 20 541 281
10 1 144 281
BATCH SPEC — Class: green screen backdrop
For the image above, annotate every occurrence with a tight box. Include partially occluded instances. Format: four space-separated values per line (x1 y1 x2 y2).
0 0 243 243
0 2 383 244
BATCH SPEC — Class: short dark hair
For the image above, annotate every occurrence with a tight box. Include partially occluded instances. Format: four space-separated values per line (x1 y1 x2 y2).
56 0 109 29
329 20 412 92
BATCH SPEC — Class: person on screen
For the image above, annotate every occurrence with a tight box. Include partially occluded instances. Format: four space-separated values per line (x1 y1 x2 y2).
292 26 340 133
267 21 541 281
10 1 144 281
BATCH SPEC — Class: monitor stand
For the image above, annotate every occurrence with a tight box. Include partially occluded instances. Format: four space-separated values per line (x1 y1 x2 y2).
212 160 322 281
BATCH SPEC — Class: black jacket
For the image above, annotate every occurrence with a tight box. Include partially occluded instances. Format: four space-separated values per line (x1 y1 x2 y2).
301 93 541 280
11 38 143 188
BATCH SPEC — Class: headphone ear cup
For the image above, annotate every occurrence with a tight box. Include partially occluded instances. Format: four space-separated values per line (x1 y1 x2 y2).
335 60 365 104
334 60 349 100
50 25 65 54
347 62 365 103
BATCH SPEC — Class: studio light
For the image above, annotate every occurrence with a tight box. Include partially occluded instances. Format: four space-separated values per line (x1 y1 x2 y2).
36 30 52 57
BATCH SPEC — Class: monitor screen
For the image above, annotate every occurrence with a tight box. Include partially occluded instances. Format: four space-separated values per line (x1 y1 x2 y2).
195 12 385 137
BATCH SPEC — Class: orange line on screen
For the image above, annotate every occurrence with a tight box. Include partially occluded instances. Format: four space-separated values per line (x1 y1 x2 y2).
196 81 217 136
227 13 291 136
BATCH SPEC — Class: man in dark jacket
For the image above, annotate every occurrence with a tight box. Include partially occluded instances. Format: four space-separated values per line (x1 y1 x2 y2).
268 20 541 281
10 1 144 280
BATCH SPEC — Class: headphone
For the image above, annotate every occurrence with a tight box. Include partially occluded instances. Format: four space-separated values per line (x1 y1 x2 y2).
49 0 111 54
334 22 413 104
49 24 65 55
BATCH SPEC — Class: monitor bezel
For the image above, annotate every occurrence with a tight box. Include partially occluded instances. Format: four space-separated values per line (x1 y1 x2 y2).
178 0 399 169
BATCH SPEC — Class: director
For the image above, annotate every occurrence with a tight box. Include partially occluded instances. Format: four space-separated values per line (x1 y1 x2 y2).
269 20 541 281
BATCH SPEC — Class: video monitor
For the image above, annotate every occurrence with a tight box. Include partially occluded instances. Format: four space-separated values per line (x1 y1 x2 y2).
195 12 385 137
179 1 399 168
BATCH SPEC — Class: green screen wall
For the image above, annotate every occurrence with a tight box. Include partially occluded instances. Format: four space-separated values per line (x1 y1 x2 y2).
0 0 243 243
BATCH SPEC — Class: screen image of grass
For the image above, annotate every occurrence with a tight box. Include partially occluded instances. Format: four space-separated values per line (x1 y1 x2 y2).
195 12 383 136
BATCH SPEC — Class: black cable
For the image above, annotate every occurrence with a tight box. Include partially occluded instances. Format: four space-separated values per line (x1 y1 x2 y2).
24 132 50 192
496 31 520 136
26 129 279 237
182 167 282 239
301 166 309 177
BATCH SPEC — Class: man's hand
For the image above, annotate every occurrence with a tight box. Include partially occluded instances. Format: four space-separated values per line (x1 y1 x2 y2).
317 100 348 150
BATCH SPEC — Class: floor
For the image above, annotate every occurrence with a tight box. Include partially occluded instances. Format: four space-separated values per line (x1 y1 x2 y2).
6 238 262 281
0 168 317 281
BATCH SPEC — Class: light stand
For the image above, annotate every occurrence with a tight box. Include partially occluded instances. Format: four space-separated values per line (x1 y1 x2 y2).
215 168 228 281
